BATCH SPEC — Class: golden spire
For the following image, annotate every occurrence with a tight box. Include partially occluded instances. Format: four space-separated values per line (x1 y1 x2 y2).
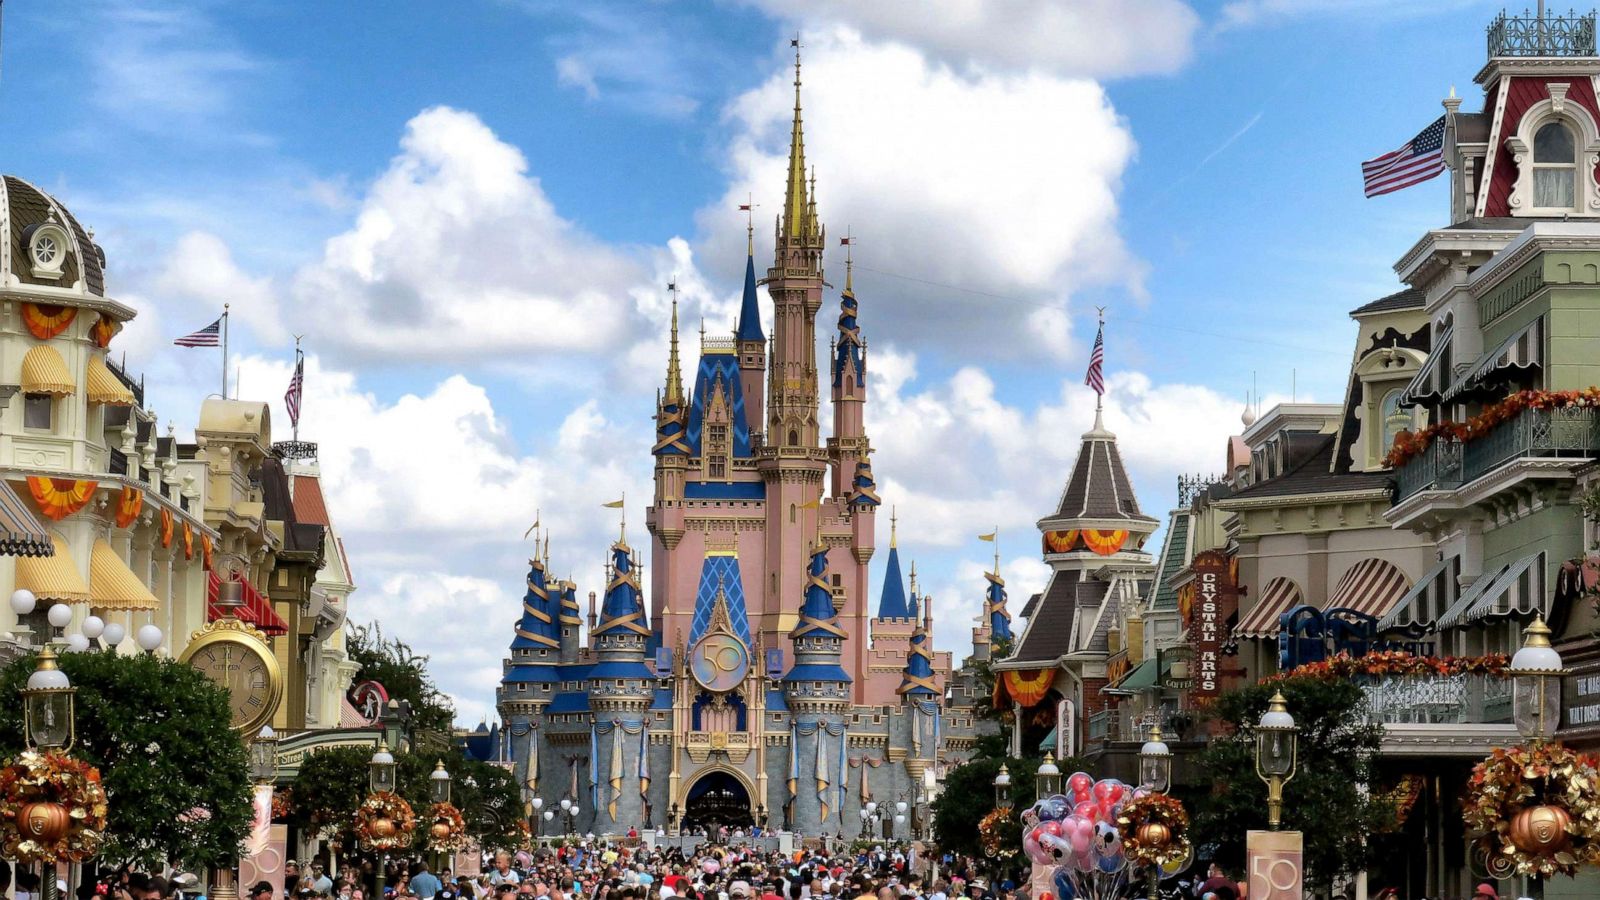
890 504 897 548
783 35 811 240
665 282 684 405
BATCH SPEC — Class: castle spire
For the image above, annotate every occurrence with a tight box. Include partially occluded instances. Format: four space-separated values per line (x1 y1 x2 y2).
783 36 813 241
666 284 685 404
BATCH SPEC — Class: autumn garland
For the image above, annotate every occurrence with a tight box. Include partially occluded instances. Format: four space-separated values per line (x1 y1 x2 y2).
1268 651 1510 683
1117 792 1191 869
978 807 1017 859
1385 388 1600 468
0 750 109 864
1464 743 1600 878
353 791 416 851
426 802 469 852
270 788 294 822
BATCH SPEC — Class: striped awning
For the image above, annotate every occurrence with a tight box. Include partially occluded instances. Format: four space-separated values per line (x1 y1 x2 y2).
1441 315 1544 403
1326 558 1411 621
85 355 134 406
0 481 53 557
21 345 74 396
1398 326 1452 408
1377 555 1460 635
15 534 88 603
89 538 159 611
1233 576 1303 639
1439 552 1546 629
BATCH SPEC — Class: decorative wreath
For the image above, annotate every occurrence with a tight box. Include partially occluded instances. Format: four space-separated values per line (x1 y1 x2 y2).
1117 792 1192 869
427 802 470 852
0 750 109 864
271 788 294 822
978 807 1017 859
353 791 417 851
1464 742 1600 877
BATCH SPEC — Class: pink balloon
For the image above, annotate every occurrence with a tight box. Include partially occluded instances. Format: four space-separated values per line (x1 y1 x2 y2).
1073 800 1098 822
1024 825 1053 867
1065 815 1092 854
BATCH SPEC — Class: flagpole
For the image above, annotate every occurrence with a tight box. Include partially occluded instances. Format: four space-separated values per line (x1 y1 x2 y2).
221 303 230 398
293 336 302 443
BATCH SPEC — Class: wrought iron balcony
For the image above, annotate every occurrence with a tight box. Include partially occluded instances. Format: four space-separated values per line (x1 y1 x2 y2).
1361 673 1511 725
1488 10 1597 58
1395 407 1600 501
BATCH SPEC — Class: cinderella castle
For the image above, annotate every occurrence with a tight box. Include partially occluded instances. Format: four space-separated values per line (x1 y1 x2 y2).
491 48 1006 839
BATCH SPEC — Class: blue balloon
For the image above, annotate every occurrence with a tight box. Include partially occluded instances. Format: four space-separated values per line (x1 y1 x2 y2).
1051 866 1075 900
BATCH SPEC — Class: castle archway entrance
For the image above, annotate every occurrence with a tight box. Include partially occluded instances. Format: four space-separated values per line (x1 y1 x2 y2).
681 770 753 833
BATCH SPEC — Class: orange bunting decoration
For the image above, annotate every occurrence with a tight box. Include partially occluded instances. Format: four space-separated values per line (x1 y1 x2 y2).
1043 529 1080 553
1082 529 1129 556
1000 668 1054 708
20 303 76 340
201 533 214 571
26 477 97 522
113 487 143 529
91 316 119 349
159 509 174 548
182 523 194 560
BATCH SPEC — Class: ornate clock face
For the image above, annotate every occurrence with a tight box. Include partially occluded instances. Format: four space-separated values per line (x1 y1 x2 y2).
690 632 750 693
182 631 282 734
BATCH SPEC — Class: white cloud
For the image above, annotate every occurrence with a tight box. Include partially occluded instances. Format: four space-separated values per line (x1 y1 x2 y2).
153 231 284 343
698 27 1142 357
287 107 649 362
1217 0 1483 30
743 0 1202 79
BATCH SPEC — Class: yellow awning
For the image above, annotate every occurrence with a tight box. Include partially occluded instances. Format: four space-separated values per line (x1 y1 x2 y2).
15 534 88 603
90 538 159 611
20 345 74 396
85 355 133 406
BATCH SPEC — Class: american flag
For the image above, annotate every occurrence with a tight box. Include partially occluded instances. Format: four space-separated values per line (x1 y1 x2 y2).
1084 323 1105 395
173 317 221 347
1362 115 1446 198
285 354 304 427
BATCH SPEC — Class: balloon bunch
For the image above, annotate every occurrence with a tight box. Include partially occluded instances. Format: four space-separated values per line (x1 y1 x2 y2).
1019 773 1141 900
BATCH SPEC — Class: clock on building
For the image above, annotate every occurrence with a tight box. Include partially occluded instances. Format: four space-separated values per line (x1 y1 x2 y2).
179 619 284 734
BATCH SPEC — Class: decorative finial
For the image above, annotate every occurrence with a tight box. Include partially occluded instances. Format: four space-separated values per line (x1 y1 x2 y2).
890 504 897 548
741 194 758 256
908 560 917 595
665 282 684 404
841 231 854 293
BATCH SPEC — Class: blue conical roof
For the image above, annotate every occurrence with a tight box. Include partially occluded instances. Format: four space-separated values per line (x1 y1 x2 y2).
790 542 846 640
897 618 937 696
510 559 561 650
908 587 919 623
595 542 650 637
985 571 1013 642
877 544 909 619
736 254 764 342
833 288 864 388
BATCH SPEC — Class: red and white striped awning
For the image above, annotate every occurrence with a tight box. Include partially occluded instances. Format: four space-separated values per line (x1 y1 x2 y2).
1326 558 1411 621
1233 576 1303 639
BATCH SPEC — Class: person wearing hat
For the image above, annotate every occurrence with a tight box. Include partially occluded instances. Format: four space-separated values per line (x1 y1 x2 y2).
1472 884 1500 900
729 882 751 900
251 883 277 900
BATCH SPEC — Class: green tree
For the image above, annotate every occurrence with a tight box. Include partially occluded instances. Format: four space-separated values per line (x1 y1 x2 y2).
0 651 252 870
289 747 522 852
931 739 1091 865
1190 676 1392 895
346 621 455 742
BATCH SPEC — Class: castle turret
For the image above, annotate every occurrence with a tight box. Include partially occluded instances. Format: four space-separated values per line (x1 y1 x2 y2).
876 511 909 620
784 538 850 831
830 243 868 496
588 538 653 828
736 228 767 438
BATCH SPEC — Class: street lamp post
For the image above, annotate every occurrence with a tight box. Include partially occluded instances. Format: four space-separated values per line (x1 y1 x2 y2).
369 747 397 896
1254 692 1298 830
250 726 279 784
1139 725 1172 794
1035 749 1061 798
21 648 76 900
530 795 544 839
992 764 1012 812
1510 615 1565 744
430 761 452 872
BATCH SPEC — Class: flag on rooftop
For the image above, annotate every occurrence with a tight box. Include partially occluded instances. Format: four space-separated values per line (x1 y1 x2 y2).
1084 322 1105 396
285 354 304 428
1362 115 1446 198
174 317 222 348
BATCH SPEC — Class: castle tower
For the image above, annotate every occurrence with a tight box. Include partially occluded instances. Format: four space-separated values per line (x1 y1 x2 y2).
737 225 767 437
783 538 851 833
587 538 655 829
498 553 562 793
829 243 868 496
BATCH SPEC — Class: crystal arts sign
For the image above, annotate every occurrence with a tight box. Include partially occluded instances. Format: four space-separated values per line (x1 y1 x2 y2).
1185 550 1234 703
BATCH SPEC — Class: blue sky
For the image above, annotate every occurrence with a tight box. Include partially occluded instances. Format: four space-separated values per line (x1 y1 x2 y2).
0 0 1508 722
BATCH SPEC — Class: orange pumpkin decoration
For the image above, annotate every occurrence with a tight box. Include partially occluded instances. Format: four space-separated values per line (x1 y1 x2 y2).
20 801 70 843
1510 804 1572 855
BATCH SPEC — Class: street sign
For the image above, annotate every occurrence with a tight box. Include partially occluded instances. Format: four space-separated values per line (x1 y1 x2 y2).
1247 830 1304 900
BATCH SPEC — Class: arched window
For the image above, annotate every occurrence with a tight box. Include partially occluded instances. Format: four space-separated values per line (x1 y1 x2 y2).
788 429 799 446
1534 121 1578 209
1379 389 1406 459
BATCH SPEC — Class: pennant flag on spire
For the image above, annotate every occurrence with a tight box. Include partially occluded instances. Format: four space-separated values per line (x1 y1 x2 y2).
1084 323 1105 395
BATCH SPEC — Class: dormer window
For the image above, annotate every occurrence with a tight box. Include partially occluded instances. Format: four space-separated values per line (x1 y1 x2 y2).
22 220 71 281
1534 122 1577 209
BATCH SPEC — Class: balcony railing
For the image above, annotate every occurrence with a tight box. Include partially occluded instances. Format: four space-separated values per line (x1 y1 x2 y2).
1396 407 1600 501
1488 10 1597 58
1361 673 1512 725
1396 437 1463 499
